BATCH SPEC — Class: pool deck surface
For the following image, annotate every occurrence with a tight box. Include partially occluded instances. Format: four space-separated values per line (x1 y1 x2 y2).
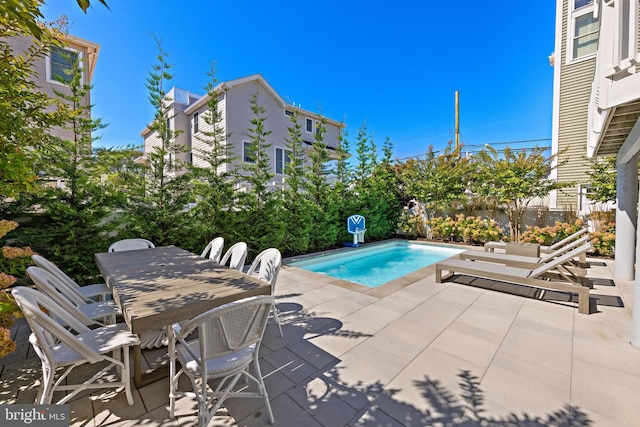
1 243 639 426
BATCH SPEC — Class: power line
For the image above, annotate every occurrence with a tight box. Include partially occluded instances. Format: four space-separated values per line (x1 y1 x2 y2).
397 137 552 161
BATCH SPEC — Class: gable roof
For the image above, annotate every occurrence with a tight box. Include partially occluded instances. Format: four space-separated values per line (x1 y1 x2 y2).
184 73 343 127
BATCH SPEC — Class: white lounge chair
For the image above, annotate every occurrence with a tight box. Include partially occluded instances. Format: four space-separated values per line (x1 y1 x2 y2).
436 244 594 314
484 228 588 255
169 295 275 427
12 286 139 405
460 235 591 271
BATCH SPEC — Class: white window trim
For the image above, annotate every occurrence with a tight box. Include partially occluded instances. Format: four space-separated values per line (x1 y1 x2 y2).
193 112 199 134
243 140 256 163
46 46 83 86
275 147 292 175
284 108 294 117
305 117 314 134
566 0 599 64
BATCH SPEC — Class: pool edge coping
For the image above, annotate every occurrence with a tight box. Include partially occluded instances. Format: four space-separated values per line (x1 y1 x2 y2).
282 239 476 298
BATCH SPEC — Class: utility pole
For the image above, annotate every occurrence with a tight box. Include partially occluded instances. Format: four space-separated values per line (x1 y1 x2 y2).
455 90 460 150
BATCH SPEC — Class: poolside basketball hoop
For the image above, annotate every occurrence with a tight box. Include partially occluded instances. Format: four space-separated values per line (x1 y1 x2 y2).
346 215 366 247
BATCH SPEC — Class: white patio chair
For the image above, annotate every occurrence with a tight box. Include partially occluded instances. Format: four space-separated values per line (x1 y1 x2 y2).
26 266 120 326
169 295 275 427
32 254 111 301
246 248 283 336
108 238 155 252
200 237 225 263
219 241 248 272
11 286 140 405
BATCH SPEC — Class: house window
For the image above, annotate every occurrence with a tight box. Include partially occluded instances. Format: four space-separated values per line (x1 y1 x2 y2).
243 141 256 163
569 0 599 62
275 147 292 174
284 109 294 117
48 46 79 84
165 118 171 140
193 112 199 134
305 118 315 133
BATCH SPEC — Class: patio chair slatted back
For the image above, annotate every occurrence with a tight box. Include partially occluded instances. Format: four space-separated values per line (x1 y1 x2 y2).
169 295 275 426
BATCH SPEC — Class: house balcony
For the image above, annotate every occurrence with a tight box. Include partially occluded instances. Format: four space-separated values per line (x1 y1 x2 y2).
587 0 640 159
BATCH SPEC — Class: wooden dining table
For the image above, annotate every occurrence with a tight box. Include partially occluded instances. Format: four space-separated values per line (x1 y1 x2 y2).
94 245 271 386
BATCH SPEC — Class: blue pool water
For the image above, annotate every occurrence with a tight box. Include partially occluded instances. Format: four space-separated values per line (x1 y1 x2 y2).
289 241 464 288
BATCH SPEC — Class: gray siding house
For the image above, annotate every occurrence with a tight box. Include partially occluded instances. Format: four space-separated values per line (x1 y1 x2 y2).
141 74 343 190
550 0 600 209
9 33 100 144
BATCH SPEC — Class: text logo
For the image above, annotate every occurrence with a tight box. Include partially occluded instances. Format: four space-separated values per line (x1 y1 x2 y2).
1 405 68 427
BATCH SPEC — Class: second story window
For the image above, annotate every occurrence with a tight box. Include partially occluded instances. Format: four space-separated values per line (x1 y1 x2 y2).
48 46 79 84
243 141 256 163
569 0 599 62
193 112 199 134
305 118 314 133
275 148 292 174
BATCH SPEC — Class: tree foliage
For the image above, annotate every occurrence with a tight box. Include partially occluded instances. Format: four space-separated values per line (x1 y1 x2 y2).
122 35 191 246
0 6 68 199
18 36 116 282
185 64 239 250
472 145 570 240
397 142 471 218
584 155 616 204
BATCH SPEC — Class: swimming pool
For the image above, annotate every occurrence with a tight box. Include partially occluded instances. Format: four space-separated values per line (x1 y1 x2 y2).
288 241 464 288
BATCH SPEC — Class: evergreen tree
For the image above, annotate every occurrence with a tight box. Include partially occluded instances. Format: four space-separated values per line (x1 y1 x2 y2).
22 38 114 282
186 64 238 250
281 110 311 254
242 91 274 206
237 91 284 253
304 117 339 250
123 35 191 246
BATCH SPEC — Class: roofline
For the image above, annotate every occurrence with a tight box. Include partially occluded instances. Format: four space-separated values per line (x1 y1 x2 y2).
59 33 100 81
184 73 344 127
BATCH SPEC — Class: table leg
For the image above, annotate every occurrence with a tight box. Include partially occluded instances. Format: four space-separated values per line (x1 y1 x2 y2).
132 339 170 388
133 344 143 388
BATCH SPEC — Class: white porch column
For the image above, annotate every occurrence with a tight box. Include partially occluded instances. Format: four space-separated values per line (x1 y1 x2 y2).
633 185 640 347
615 153 638 280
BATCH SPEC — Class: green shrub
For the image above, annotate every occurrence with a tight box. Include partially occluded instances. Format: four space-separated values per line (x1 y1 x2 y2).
589 222 615 257
520 219 585 246
398 213 427 238
426 214 504 245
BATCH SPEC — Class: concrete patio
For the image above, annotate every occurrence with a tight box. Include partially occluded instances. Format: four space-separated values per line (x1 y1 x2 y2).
1 247 639 426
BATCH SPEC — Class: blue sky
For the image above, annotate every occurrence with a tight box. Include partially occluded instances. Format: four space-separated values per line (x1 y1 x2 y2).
42 1 557 161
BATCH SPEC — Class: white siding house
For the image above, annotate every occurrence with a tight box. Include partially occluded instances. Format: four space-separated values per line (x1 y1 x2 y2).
141 74 343 189
580 0 640 345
